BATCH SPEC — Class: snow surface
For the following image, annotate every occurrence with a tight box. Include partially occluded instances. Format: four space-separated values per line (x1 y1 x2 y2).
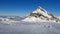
0 22 60 34
22 16 49 22
58 17 60 19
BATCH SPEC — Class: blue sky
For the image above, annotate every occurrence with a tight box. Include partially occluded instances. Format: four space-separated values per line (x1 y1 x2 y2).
0 0 60 16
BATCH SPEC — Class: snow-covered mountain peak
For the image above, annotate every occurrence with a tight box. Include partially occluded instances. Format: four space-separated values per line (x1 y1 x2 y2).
22 6 60 23
33 6 47 14
32 6 52 18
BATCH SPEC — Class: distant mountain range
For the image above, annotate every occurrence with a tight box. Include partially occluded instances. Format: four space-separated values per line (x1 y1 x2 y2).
0 16 24 22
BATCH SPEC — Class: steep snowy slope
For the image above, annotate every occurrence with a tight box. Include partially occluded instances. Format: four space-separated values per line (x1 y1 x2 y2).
22 6 60 23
